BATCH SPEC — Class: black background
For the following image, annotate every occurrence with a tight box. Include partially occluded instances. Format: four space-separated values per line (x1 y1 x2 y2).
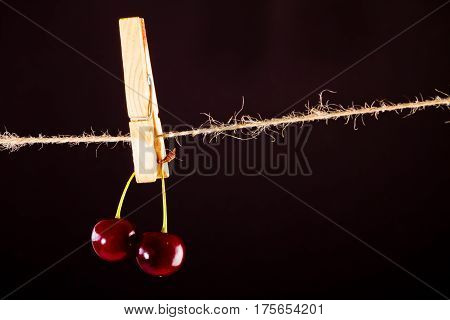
0 0 449 299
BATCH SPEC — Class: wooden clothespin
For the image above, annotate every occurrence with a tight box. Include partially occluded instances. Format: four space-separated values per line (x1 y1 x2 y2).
119 17 169 183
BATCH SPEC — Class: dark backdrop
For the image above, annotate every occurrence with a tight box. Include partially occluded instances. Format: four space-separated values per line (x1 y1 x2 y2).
0 0 449 299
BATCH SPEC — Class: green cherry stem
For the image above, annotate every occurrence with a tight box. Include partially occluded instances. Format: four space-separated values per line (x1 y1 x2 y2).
161 166 168 233
115 172 136 219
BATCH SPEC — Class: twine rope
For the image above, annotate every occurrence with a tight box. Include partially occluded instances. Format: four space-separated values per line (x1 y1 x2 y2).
1 96 449 151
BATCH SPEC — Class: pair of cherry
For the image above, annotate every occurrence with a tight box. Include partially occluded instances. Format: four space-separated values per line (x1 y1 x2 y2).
91 219 184 276
91 172 185 277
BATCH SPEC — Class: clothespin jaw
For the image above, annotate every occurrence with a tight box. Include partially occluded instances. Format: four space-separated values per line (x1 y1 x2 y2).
119 17 169 183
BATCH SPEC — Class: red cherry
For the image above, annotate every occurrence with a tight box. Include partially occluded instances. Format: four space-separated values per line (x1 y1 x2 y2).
136 232 185 277
91 219 136 262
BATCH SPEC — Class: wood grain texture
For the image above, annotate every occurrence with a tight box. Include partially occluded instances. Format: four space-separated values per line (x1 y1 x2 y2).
120 17 169 182
119 18 152 119
129 120 157 183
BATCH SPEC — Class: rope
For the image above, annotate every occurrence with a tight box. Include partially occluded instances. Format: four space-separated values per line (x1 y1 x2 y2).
1 96 449 151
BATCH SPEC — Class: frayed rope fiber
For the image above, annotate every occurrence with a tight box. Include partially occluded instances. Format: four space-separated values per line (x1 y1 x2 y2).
1 95 449 151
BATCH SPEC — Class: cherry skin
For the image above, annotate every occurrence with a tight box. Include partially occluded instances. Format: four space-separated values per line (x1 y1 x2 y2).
91 219 136 262
136 232 185 277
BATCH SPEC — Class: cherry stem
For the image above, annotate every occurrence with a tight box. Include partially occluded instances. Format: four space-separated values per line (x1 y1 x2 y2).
161 166 168 233
115 172 136 219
